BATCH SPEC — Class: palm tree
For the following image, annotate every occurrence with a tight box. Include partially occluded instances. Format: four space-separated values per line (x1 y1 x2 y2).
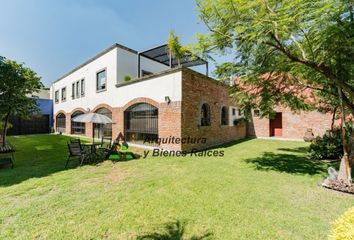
167 30 186 67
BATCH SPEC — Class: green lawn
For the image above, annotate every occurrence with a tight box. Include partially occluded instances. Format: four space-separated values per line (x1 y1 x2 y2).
0 135 352 240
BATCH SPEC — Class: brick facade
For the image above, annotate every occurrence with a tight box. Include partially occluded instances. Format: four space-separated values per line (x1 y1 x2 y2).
181 70 247 151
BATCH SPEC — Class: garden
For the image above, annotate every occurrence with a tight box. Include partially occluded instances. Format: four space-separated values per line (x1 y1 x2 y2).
0 134 352 239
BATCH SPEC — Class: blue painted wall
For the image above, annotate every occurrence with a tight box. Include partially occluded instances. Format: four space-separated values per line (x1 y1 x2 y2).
36 98 53 128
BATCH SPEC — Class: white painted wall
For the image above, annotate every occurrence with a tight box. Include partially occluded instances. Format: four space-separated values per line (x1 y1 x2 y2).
53 64 182 114
229 107 243 126
53 47 118 114
52 44 180 115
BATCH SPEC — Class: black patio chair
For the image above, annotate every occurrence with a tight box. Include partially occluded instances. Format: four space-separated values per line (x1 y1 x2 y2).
65 141 90 168
70 138 81 144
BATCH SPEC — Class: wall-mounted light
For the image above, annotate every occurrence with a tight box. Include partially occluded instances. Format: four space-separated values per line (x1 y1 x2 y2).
165 96 171 105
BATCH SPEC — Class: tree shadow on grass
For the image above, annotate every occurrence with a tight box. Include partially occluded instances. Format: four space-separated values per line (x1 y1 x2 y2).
0 135 136 187
0 135 80 186
277 147 309 154
205 137 255 150
136 221 212 240
244 152 333 176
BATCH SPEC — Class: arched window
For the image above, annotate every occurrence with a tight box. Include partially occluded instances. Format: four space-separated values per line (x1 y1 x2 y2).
200 103 211 126
71 111 85 135
124 103 158 144
94 107 112 138
56 113 66 133
221 106 228 125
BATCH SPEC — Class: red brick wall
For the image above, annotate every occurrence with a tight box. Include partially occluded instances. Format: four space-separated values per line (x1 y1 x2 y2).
181 69 247 151
248 106 333 139
158 101 182 150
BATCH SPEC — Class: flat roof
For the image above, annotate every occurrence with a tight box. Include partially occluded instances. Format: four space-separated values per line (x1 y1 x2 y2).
53 43 137 83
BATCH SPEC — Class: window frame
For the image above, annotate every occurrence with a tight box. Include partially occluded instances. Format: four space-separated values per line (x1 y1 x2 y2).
80 79 85 96
61 87 67 102
96 68 107 92
71 83 75 99
75 81 80 99
55 90 59 103
220 106 229 125
200 102 211 127
71 111 85 135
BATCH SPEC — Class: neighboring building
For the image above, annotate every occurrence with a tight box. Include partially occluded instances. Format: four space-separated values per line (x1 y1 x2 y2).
233 75 334 140
247 106 333 140
51 43 246 151
8 89 53 135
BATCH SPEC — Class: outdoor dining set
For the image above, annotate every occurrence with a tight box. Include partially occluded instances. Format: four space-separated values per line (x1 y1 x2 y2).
64 112 140 168
65 135 141 168
65 137 140 168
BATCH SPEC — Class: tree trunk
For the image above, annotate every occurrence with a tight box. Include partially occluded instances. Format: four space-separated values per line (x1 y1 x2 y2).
338 155 352 184
331 106 337 131
337 87 352 184
2 111 10 147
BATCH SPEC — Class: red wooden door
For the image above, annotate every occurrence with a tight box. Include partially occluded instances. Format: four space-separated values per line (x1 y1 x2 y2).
270 113 282 137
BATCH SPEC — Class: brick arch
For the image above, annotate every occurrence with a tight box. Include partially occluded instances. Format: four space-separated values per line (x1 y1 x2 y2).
54 110 67 118
122 97 159 111
69 107 87 116
92 103 113 113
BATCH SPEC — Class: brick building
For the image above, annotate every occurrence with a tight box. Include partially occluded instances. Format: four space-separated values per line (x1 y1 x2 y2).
51 43 246 151
247 106 334 140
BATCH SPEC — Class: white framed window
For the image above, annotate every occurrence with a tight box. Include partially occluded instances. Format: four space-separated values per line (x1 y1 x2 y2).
96 69 106 92
81 79 85 96
75 81 80 98
61 87 66 102
55 90 59 103
72 83 75 99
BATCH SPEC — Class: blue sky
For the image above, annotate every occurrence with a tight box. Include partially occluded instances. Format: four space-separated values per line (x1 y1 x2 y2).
0 0 214 87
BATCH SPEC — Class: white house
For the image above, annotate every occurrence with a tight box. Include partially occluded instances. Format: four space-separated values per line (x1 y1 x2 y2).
51 43 246 151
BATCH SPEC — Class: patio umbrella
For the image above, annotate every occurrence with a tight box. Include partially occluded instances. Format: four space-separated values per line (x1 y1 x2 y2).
71 113 113 142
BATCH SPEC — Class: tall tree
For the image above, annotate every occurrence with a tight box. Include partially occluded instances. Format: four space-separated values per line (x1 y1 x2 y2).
194 0 354 183
0 56 42 146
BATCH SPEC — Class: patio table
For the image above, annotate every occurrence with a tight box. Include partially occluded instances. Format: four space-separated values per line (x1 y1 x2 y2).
81 142 101 162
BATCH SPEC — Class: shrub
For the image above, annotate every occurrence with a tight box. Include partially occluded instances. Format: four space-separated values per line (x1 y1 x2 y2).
329 207 354 240
308 122 353 160
124 75 132 82
308 129 343 160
